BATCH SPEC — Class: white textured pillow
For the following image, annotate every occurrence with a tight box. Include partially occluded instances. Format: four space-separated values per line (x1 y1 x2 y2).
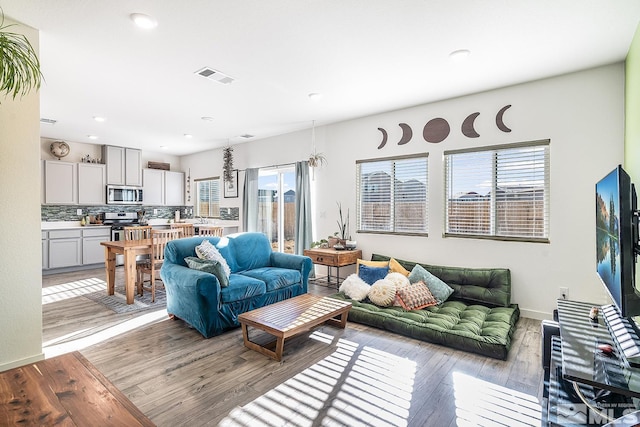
368 279 397 307
195 239 231 278
385 272 410 289
339 274 371 301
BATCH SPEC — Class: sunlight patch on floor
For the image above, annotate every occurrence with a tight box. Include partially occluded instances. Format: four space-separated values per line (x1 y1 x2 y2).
43 309 168 358
42 277 105 304
219 332 416 426
453 371 542 427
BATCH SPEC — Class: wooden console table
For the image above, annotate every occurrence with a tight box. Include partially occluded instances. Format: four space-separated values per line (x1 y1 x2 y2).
303 248 362 287
0 351 154 426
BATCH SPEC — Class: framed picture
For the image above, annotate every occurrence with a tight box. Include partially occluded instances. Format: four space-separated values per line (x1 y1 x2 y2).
224 169 239 198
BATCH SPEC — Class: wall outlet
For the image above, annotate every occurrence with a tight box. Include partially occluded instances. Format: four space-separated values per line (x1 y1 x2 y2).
76 208 83 215
560 287 569 300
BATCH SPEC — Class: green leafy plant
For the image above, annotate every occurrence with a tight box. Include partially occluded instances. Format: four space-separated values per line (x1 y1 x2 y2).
335 202 350 241
0 8 43 101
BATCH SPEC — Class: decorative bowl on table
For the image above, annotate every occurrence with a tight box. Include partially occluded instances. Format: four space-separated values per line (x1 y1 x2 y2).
333 244 345 251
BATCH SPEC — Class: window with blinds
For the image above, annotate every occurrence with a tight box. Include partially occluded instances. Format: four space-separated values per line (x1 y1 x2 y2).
356 154 428 235
444 140 550 242
195 177 221 218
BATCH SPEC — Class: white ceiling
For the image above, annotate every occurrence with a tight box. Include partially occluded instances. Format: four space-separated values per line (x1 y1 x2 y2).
3 1 640 156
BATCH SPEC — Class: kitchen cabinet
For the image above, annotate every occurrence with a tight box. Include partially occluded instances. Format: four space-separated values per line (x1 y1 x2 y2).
78 163 106 204
48 229 82 269
44 160 77 204
82 228 111 265
142 169 164 205
42 231 48 269
142 169 184 206
165 171 185 205
103 145 142 186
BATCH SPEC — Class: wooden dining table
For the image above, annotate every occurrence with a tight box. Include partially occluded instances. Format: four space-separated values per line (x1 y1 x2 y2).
100 239 152 304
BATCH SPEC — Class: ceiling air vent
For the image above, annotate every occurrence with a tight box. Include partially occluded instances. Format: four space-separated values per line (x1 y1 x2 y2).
195 67 235 85
40 118 57 125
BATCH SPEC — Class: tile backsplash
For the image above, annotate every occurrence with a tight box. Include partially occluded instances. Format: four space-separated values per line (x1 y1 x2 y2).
41 205 239 222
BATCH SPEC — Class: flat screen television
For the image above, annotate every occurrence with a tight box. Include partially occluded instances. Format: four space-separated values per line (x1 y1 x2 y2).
596 165 640 366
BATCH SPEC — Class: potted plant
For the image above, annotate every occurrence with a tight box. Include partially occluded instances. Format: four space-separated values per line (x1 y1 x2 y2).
0 8 43 102
328 202 350 249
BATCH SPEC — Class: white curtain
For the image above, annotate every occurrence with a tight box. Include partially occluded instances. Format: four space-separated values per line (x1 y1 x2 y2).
294 161 312 256
242 168 259 232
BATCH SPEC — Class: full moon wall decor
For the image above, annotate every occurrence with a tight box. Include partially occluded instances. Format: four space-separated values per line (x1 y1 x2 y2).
376 104 512 149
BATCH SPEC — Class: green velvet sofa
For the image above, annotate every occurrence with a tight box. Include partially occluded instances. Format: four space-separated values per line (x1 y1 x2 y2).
329 254 520 360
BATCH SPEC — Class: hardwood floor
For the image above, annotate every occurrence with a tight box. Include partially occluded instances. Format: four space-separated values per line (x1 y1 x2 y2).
42 267 544 426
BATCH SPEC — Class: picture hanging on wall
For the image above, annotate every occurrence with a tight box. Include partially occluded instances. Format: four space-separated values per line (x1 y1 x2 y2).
224 169 238 198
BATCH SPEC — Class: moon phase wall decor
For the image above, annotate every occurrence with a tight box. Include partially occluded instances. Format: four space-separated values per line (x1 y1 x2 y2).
376 104 512 149
423 118 450 143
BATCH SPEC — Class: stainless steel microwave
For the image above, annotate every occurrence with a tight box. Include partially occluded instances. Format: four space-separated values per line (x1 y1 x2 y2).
106 185 143 204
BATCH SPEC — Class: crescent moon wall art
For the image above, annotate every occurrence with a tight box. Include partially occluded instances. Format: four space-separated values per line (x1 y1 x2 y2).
496 105 512 133
461 112 480 138
423 118 450 143
398 123 412 145
377 127 388 149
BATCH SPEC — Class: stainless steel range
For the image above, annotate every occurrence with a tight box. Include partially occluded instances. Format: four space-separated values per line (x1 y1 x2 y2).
102 212 139 266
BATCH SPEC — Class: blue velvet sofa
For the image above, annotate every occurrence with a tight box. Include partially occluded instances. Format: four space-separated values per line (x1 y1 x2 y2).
160 232 313 338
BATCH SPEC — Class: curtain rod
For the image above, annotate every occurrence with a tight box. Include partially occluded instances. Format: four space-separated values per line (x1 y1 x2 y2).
238 161 298 172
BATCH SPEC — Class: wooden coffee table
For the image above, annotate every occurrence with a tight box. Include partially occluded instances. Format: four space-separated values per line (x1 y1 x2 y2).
238 294 352 361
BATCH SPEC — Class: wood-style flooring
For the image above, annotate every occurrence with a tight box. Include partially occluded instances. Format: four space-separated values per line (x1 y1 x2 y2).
42 267 544 426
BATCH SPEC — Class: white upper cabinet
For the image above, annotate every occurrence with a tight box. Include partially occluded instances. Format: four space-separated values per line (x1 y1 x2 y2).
44 160 77 204
142 169 184 206
78 163 106 205
103 145 142 186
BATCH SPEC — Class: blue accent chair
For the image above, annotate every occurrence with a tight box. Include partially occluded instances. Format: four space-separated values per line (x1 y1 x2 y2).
160 232 313 338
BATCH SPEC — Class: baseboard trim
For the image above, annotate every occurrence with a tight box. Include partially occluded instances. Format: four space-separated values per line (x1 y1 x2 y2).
520 308 553 321
0 352 45 372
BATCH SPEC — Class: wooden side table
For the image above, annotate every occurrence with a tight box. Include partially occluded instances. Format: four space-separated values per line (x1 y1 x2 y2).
303 248 362 287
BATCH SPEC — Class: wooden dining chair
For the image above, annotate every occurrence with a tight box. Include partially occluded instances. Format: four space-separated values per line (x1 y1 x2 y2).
170 222 195 237
138 228 182 302
124 225 152 288
198 226 223 237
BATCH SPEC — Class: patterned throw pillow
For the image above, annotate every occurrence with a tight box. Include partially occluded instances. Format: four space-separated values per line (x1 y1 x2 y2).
408 264 454 304
184 256 229 287
385 272 410 289
396 281 438 310
339 274 371 301
368 279 397 307
358 264 389 285
195 239 231 278
388 258 410 276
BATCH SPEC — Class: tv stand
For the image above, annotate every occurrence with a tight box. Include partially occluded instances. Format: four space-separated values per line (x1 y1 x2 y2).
600 304 640 368
543 300 640 426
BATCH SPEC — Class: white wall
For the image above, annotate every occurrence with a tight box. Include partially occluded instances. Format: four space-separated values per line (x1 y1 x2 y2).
0 19 44 371
182 63 624 320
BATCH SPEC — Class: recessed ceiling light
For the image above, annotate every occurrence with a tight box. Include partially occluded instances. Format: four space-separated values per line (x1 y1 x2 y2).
308 92 322 101
93 116 106 122
130 13 158 29
449 49 471 61
184 134 193 138
240 134 254 139
160 145 168 149
201 116 215 122
87 135 98 140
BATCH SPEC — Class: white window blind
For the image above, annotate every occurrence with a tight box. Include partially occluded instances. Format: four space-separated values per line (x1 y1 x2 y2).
195 177 221 218
356 154 428 235
444 140 549 241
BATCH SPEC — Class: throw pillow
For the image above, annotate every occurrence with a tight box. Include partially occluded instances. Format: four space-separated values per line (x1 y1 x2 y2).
368 279 397 307
339 274 371 301
388 258 410 276
396 281 438 310
356 259 389 274
195 239 231 278
184 256 229 287
408 264 454 304
385 272 410 289
358 264 389 285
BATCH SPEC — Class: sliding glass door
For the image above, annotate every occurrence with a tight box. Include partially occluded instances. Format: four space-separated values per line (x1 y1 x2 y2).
258 167 296 253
